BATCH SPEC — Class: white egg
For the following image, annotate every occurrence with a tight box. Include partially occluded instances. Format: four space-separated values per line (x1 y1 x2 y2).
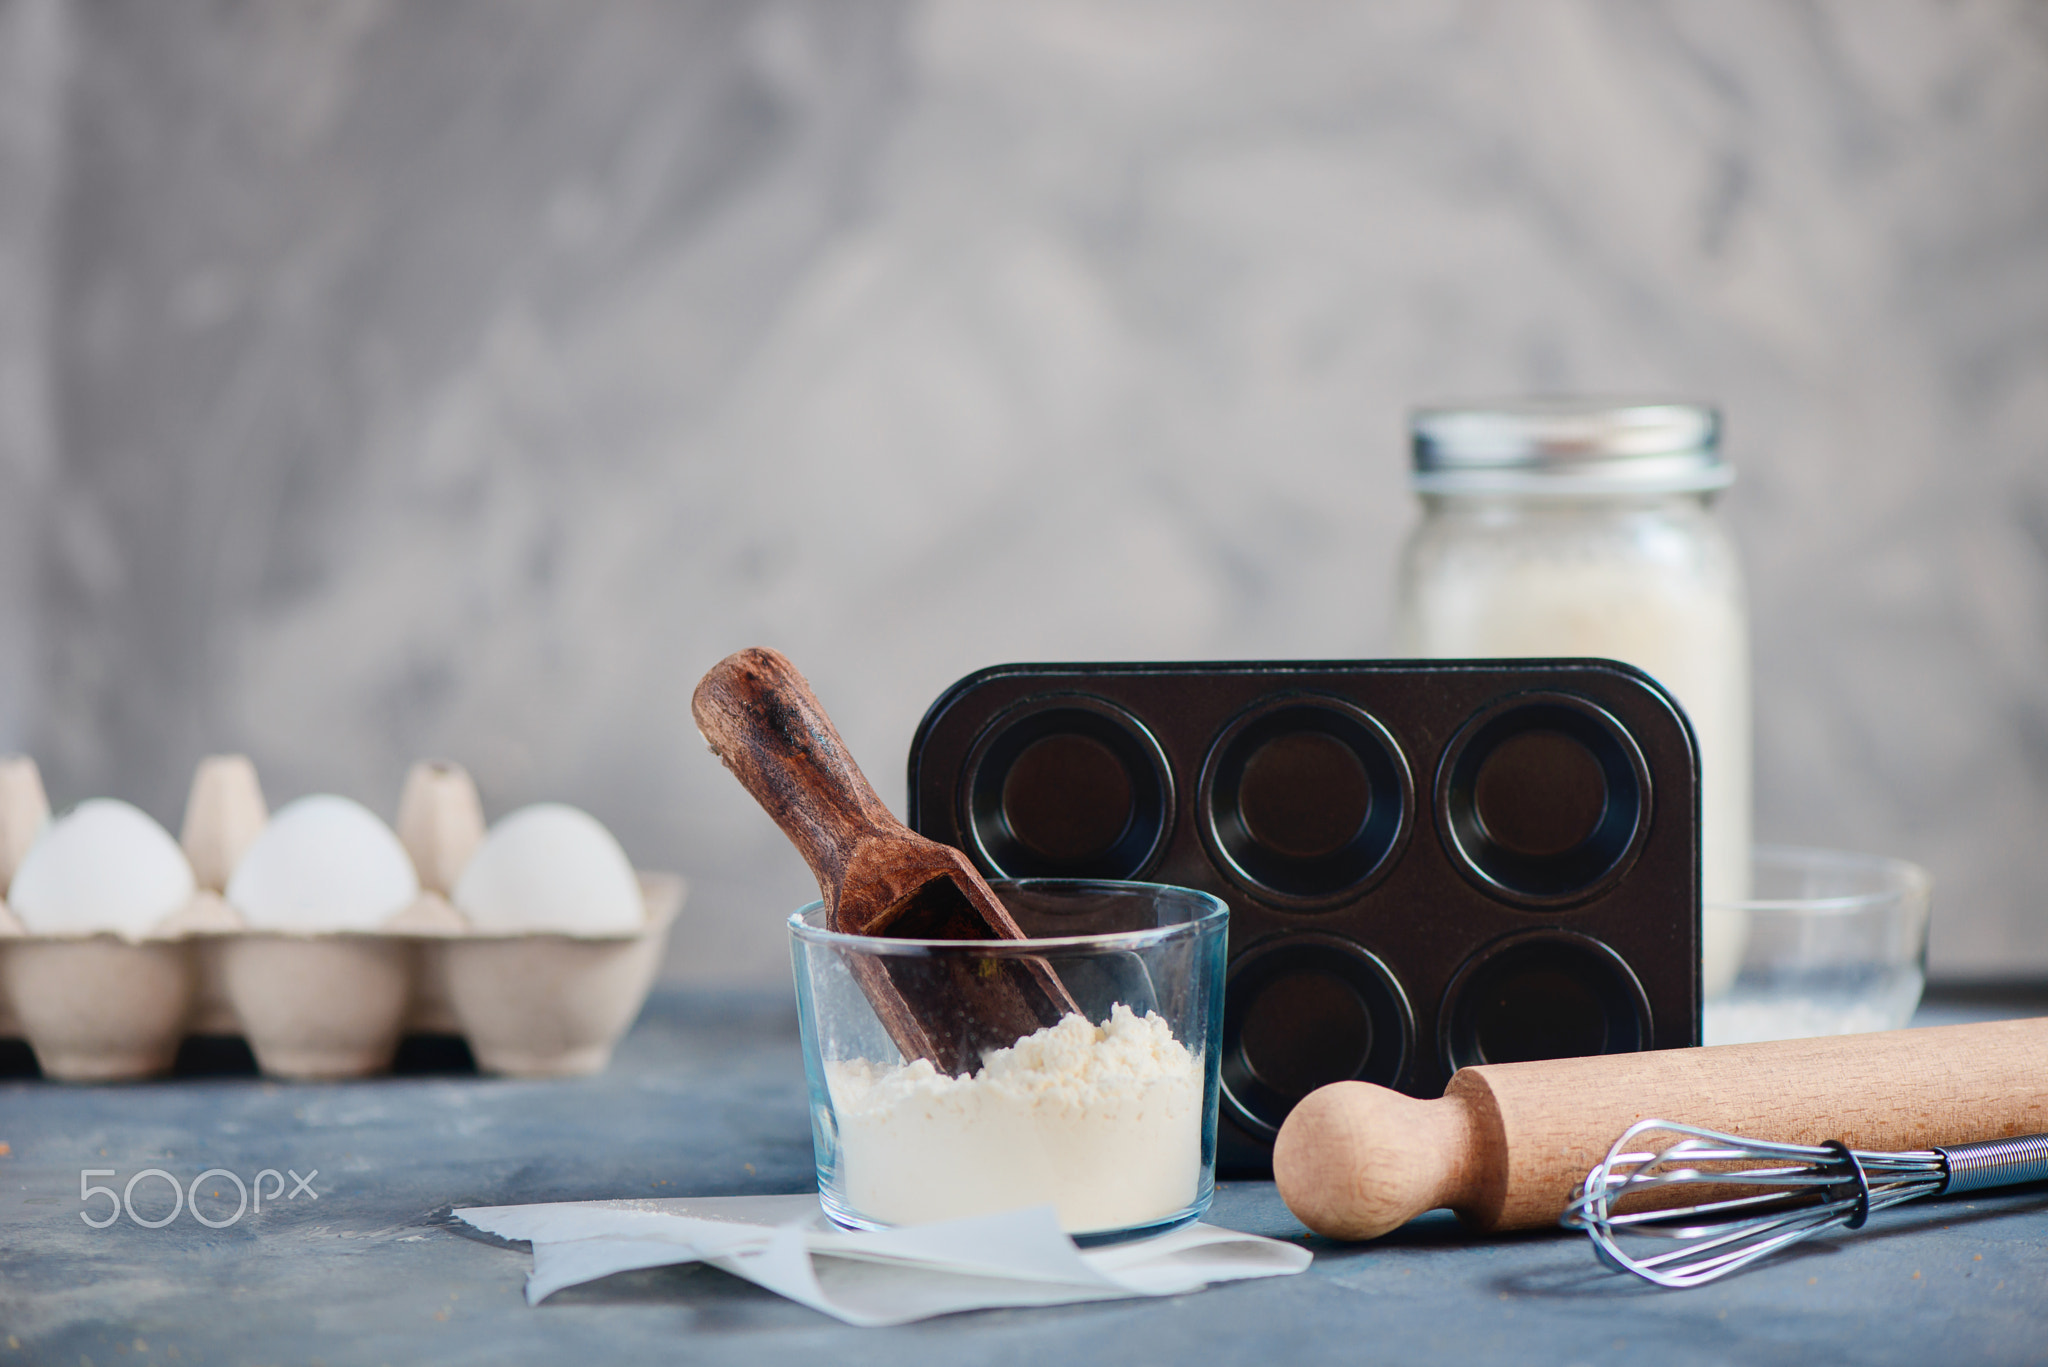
227 794 420 932
454 803 642 935
9 799 197 938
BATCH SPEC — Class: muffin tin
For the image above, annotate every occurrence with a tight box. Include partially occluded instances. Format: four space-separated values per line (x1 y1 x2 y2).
0 755 682 1082
906 659 1700 1171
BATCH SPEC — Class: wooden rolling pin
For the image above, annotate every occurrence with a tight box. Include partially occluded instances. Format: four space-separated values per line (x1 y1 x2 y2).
1273 1016 2048 1240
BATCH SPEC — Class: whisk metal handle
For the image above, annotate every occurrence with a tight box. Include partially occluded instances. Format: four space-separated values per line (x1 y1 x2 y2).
1936 1134 2048 1195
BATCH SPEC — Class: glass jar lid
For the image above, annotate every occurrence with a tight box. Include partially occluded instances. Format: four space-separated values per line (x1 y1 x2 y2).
1410 399 1731 496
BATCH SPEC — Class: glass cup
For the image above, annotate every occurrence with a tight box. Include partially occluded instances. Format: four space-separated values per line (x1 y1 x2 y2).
789 878 1228 1244
1701 846 1932 1046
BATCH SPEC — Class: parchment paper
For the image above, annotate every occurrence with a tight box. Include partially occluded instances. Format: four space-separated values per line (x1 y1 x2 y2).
455 1193 1311 1327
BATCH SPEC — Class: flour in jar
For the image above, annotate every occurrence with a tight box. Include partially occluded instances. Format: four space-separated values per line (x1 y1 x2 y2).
1397 511 1753 997
824 1004 1203 1234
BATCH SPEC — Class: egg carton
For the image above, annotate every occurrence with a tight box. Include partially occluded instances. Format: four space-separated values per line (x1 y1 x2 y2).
0 755 683 1082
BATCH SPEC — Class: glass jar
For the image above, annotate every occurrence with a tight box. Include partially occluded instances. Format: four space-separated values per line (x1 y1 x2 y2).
1393 401 1752 997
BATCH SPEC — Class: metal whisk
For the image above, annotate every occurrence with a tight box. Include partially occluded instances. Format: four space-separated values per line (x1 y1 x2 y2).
1561 1118 2048 1288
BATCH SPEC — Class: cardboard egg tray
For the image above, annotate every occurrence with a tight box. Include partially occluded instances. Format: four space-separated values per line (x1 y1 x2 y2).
0 755 682 1082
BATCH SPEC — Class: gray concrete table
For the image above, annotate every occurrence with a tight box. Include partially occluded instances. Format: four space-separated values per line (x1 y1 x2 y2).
3 988 2044 1367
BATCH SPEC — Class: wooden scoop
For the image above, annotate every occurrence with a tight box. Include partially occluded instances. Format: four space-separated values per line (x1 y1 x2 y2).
692 647 1078 1073
1273 1015 2048 1240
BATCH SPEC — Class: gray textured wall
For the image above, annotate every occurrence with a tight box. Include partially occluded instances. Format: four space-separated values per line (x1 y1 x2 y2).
0 0 2044 984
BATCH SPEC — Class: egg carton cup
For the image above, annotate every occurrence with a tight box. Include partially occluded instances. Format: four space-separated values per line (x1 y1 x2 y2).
0 755 682 1082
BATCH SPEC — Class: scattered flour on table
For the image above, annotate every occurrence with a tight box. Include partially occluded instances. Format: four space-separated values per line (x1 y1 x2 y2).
825 1004 1203 1234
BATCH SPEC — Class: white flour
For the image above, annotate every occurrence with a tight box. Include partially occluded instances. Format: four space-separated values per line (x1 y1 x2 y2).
824 1004 1203 1234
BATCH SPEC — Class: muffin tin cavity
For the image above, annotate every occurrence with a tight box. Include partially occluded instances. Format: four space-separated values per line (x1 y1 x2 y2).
1440 931 1650 1071
1201 698 1411 906
1438 694 1650 905
1222 934 1412 1136
964 697 1172 880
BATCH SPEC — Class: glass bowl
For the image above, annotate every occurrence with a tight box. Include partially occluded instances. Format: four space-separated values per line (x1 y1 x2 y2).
789 878 1228 1244
1701 846 1932 1046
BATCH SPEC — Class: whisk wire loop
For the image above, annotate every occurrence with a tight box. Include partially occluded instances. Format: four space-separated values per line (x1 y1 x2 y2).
1562 1119 1953 1289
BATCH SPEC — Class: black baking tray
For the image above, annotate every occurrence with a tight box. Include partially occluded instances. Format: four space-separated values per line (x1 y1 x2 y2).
905 659 1701 1172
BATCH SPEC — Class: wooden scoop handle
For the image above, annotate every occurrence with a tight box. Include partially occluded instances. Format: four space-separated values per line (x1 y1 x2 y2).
694 647 1078 1073
1274 1015 2048 1240
692 647 911 905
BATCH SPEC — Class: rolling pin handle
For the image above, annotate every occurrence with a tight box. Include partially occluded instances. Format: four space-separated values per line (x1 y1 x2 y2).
1273 1081 1495 1240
